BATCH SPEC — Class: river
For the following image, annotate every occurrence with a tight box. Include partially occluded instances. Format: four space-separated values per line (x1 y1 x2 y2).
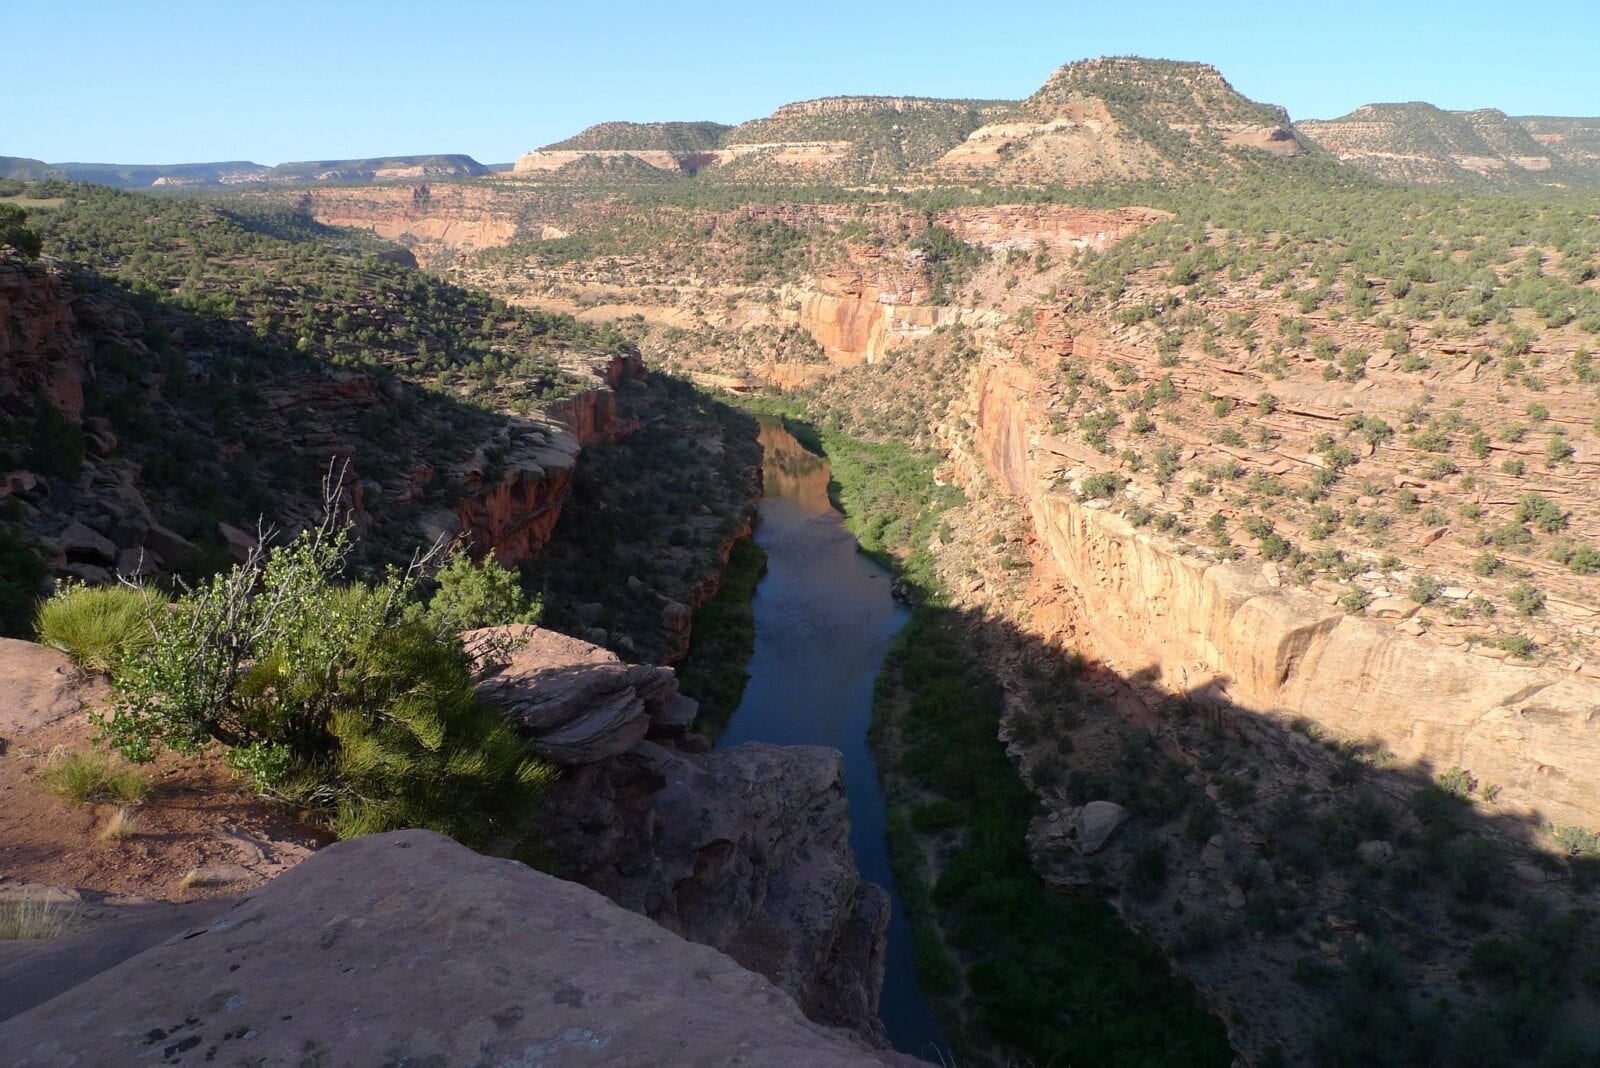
716 417 947 1062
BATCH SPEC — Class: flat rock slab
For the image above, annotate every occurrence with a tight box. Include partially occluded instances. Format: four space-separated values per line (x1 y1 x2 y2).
0 638 107 737
0 829 912 1066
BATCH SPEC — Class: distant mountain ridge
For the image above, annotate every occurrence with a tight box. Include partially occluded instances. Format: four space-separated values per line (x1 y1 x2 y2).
11 56 1600 192
1298 103 1600 185
0 154 487 189
513 57 1309 186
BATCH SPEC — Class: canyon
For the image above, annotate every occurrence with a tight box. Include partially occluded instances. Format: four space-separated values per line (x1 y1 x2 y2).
9 48 1600 1067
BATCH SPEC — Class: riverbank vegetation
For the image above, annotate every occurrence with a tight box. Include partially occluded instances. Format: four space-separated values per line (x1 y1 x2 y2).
727 392 1230 1064
677 536 767 737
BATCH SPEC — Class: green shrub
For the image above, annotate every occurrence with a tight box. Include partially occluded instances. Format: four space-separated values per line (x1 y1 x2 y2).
93 517 554 850
424 552 542 633
0 203 42 259
34 583 155 675
1436 766 1477 799
1080 472 1127 500
1340 588 1373 614
1514 493 1567 534
1507 583 1545 616
41 751 149 806
325 621 554 842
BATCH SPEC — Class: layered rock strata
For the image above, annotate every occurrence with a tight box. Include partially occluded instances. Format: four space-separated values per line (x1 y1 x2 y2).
961 352 1600 830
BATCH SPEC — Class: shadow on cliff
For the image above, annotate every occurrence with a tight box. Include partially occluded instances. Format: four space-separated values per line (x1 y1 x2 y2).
735 407 1600 1064
35 261 636 582
877 583 1600 1066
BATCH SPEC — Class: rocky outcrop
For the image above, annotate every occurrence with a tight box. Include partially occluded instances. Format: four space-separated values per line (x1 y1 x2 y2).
962 354 1600 830
0 830 912 1066
472 624 696 763
452 354 643 565
0 256 91 417
937 204 1171 254
473 625 893 1043
541 740 893 1043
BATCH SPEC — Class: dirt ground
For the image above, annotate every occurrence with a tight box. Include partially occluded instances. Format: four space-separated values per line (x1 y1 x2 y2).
0 640 325 908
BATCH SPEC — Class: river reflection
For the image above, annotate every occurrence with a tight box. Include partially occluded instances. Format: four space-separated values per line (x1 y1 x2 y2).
718 416 945 1062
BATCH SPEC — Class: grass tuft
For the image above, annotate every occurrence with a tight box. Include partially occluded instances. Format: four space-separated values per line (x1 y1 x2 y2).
0 896 78 940
98 806 141 841
34 582 154 675
42 750 150 807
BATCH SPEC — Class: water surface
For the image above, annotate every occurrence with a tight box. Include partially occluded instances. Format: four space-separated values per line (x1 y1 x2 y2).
718 417 946 1061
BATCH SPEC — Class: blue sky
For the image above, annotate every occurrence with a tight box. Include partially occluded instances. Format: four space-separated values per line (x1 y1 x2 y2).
8 0 1597 165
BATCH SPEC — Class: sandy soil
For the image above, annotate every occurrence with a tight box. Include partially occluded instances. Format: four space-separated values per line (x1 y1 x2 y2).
0 708 325 907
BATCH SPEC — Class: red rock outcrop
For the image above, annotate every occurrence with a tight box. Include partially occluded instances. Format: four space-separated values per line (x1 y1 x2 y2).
0 256 91 416
472 625 895 1043
300 184 521 266
452 355 643 565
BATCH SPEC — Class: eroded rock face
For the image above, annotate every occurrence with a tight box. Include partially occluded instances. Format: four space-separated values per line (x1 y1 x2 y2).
540 740 893 1044
454 355 643 566
964 354 1600 830
0 830 912 1067
470 624 892 1044
471 624 695 764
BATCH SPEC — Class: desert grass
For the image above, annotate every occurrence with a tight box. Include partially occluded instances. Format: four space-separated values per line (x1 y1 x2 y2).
97 806 141 841
0 896 78 940
42 750 150 807
34 582 154 675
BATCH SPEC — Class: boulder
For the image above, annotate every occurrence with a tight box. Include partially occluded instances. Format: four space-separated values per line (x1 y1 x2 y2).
54 521 116 565
470 624 696 763
1077 800 1130 854
215 521 259 563
0 830 912 1066
139 522 196 563
1356 840 1395 865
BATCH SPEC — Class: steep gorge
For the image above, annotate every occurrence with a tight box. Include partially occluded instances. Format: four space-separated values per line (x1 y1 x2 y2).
955 343 1600 831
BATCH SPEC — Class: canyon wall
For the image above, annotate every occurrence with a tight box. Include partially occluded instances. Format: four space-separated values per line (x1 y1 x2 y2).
302 185 521 265
453 354 643 565
964 353 1600 831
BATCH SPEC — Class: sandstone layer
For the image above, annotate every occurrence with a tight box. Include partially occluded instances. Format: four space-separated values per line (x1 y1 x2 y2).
963 351 1600 830
0 830 911 1066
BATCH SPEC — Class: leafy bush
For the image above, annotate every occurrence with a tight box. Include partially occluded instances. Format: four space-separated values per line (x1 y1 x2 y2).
424 553 541 634
0 203 42 259
93 517 553 849
1436 766 1477 799
1080 472 1128 499
1340 588 1373 614
35 583 155 674
1408 576 1440 604
1507 583 1545 616
41 751 149 806
1513 493 1567 534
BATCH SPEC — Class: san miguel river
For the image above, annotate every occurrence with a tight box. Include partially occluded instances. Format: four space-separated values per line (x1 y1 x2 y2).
716 417 947 1061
